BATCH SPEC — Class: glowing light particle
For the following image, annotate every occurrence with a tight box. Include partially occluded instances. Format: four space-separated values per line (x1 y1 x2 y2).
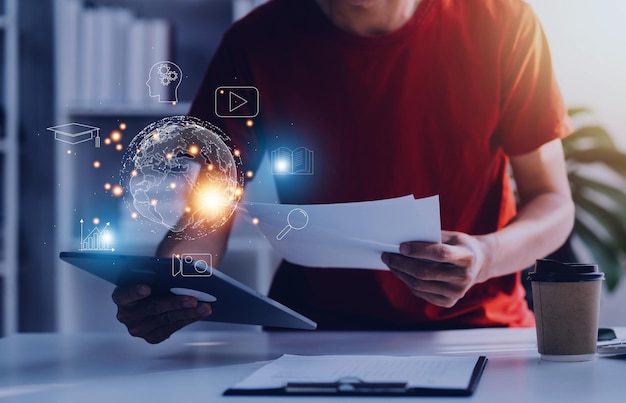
150 199 158 206
112 185 124 197
185 206 191 213
234 149 241 157
166 152 173 160
207 164 214 171
275 159 289 173
93 217 100 225
119 122 127 130
130 212 138 219
115 144 123 151
111 130 122 142
104 138 112 145
246 170 254 178
102 231 113 244
246 119 254 127
130 170 138 177
67 149 72 154
251 217 259 225
169 182 177 189
189 144 199 155
93 161 101 168
104 183 111 190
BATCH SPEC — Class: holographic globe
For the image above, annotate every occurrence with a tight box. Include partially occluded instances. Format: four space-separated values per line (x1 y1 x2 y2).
120 116 243 240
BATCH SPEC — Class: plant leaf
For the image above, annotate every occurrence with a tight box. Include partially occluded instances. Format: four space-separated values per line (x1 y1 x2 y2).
563 125 617 153
566 149 626 177
568 107 592 117
569 174 626 219
572 192 626 254
574 220 622 291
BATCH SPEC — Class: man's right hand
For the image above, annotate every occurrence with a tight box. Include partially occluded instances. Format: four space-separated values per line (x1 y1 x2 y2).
112 284 212 344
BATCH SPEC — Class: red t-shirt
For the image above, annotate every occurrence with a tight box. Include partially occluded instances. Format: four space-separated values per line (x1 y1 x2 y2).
190 0 570 329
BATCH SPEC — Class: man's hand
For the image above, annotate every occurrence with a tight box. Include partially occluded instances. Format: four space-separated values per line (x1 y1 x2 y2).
381 230 492 308
112 284 212 344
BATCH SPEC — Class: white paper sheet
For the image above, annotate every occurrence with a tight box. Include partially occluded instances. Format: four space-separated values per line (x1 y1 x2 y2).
241 194 441 270
232 354 480 390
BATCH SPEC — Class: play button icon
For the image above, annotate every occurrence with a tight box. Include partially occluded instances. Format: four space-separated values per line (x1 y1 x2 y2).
229 91 248 112
215 86 260 118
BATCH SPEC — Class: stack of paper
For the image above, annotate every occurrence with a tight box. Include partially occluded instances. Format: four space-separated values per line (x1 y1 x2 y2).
242 195 441 270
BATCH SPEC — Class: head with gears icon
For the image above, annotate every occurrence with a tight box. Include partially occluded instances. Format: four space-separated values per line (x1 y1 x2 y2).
146 61 183 103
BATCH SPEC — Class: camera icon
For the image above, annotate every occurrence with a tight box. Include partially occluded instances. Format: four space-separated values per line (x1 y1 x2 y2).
171 253 213 277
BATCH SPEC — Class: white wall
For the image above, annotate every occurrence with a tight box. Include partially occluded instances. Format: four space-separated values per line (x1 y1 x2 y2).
527 0 626 148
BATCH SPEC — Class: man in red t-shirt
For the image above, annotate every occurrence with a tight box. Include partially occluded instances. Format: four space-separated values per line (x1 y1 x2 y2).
113 0 574 343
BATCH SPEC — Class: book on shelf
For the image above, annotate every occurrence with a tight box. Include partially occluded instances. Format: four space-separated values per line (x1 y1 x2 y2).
65 0 173 107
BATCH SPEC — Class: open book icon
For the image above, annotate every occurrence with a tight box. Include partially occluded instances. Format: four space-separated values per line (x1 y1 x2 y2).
271 146 314 175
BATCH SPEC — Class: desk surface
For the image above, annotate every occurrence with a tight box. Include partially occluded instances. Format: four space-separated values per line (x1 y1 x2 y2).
1 328 624 402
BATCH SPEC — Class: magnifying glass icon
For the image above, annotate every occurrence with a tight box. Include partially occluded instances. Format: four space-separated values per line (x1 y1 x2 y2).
276 208 309 240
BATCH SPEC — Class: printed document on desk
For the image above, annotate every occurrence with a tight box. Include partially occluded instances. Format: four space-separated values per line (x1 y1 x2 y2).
225 354 487 396
242 195 441 270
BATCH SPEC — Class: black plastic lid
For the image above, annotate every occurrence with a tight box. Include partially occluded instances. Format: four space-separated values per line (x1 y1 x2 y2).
527 259 605 282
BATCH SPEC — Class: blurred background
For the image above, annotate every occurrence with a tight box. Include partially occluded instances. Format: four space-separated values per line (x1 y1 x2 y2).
0 0 625 337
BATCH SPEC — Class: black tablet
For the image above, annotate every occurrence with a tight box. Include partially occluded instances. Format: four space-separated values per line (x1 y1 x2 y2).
59 252 317 330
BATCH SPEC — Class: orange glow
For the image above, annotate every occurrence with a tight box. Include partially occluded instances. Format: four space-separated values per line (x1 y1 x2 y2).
111 130 122 142
191 184 231 218
130 212 138 219
189 145 199 155
93 161 101 168
104 138 112 145
207 164 214 171
104 183 111 190
150 199 158 206
251 217 259 225
115 144 123 151
93 217 100 225
130 170 138 177
246 170 254 178
166 153 173 160
169 182 177 189
112 185 124 197
246 119 254 127
233 149 241 157
119 122 127 130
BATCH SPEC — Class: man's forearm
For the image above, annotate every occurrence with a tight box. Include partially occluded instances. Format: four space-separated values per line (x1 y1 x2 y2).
478 191 575 282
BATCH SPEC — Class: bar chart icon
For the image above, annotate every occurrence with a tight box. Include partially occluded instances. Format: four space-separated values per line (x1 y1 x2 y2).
79 220 115 252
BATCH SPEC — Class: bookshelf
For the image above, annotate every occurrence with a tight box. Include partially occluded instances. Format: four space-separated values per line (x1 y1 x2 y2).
0 0 19 336
52 0 275 332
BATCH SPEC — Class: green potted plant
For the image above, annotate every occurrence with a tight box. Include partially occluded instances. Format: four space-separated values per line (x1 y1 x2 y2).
564 108 626 291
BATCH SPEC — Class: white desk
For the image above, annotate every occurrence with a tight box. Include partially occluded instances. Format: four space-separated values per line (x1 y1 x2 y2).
0 328 624 402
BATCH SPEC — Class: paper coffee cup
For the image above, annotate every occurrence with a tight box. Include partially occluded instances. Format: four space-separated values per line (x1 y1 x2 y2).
527 259 604 362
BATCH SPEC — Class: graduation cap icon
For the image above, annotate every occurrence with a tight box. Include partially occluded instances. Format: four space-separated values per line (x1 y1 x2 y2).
47 122 101 148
